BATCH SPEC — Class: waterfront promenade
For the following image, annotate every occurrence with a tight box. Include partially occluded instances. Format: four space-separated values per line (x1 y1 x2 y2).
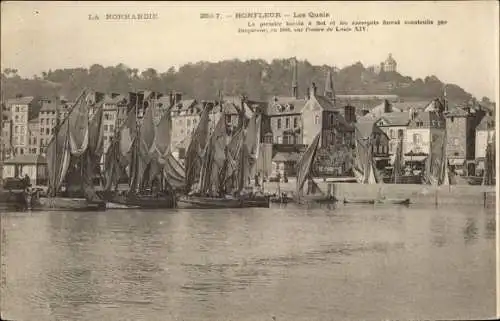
263 178 496 207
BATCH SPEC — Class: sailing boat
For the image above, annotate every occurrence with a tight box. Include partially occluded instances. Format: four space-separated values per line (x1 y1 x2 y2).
179 96 269 208
100 91 177 209
29 89 106 210
294 132 333 204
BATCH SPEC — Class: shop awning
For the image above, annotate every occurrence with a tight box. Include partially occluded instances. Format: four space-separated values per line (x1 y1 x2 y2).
272 152 300 162
404 155 427 162
448 158 465 166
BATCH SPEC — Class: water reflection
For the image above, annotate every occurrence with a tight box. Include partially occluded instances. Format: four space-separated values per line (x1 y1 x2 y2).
463 217 479 244
1 205 496 321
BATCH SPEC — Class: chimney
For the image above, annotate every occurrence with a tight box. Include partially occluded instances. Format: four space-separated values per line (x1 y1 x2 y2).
169 91 174 107
344 105 356 123
383 100 392 113
175 92 182 104
409 108 416 120
324 68 335 102
308 82 317 99
292 57 298 99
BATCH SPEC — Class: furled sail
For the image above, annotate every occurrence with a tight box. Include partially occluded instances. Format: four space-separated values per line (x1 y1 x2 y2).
482 133 495 186
147 106 186 191
391 137 404 183
46 118 71 196
225 124 245 191
68 92 90 157
296 133 321 197
163 153 186 189
243 112 262 182
46 91 86 196
199 115 227 195
134 103 156 190
119 105 138 177
185 105 211 192
353 135 371 184
425 126 447 186
103 105 137 191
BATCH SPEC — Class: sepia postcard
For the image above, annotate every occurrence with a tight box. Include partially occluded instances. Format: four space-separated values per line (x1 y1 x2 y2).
0 1 499 320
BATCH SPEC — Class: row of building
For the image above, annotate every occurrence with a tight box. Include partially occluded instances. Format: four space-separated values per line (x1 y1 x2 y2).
0 65 495 183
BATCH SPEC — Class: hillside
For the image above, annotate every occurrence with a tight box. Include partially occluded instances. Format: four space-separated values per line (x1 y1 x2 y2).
0 59 481 103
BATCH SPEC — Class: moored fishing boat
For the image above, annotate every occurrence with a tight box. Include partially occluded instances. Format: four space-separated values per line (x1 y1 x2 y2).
376 198 410 205
294 132 335 204
101 91 179 209
343 198 375 204
178 94 270 209
29 90 106 211
179 194 269 209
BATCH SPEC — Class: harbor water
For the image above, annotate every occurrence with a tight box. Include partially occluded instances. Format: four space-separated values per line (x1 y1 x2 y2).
0 204 496 320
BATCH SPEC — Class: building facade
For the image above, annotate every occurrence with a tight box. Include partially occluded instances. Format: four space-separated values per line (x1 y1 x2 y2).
445 102 487 175
475 114 495 173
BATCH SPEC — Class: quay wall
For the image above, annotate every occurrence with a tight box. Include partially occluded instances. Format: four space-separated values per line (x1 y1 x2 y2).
262 180 496 207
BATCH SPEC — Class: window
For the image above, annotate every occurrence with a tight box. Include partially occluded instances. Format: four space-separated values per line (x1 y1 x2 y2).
20 148 24 155
398 129 404 138
33 148 37 154
40 128 44 134
21 126 25 133
285 117 290 128
277 118 282 129
294 117 298 128
330 114 335 125
104 124 108 131
46 128 50 135
15 126 18 134
40 138 44 146
389 129 394 139
15 115 19 121
315 115 320 125
15 107 19 112
110 125 114 132
413 133 422 144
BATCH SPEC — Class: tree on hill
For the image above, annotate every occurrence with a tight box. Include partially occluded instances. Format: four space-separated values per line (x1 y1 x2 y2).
0 59 478 102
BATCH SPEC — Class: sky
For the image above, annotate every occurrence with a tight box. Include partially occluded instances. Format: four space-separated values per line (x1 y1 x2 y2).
1 1 498 100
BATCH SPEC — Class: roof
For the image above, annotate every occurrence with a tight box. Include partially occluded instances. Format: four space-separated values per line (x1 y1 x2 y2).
272 151 300 162
4 154 47 165
336 94 399 101
6 96 35 105
354 120 377 139
366 102 402 118
392 101 431 111
102 94 127 105
314 95 336 111
476 114 495 131
267 96 307 116
367 111 410 126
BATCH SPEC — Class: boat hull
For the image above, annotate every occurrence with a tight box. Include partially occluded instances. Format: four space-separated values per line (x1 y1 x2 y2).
179 195 270 209
376 198 411 205
467 176 496 186
100 192 177 209
343 198 376 204
0 190 28 210
343 197 411 205
29 197 106 211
